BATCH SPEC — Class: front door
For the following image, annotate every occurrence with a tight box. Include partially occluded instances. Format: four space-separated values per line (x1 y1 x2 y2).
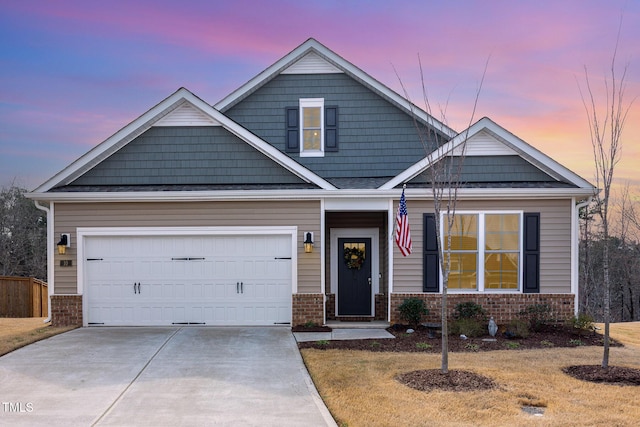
337 238 372 316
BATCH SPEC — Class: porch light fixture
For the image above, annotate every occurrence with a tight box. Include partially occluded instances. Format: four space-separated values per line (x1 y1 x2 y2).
303 232 314 253
57 234 70 255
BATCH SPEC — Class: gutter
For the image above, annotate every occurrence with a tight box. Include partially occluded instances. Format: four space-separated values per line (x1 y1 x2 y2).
25 187 597 203
34 201 53 324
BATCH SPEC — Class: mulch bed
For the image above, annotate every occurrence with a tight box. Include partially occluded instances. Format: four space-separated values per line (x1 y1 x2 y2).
297 324 618 353
563 365 640 386
396 369 498 392
298 324 640 390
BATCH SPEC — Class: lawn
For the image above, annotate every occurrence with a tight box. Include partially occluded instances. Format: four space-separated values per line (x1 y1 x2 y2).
301 323 640 427
0 317 77 357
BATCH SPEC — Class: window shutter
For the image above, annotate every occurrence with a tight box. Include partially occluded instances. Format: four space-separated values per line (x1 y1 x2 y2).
523 212 540 293
285 107 299 152
423 213 440 292
325 106 338 152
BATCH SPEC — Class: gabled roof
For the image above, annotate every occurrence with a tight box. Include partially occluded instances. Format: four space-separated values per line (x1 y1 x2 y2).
214 38 457 139
31 88 336 193
381 117 595 192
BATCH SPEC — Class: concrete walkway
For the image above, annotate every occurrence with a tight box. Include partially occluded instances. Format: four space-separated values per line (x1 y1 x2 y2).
293 328 395 342
0 327 336 426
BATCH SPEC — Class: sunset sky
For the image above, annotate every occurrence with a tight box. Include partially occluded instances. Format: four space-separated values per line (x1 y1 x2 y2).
1 0 638 192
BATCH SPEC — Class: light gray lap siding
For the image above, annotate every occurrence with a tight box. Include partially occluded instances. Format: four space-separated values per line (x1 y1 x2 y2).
393 199 572 294
224 73 443 180
53 201 321 294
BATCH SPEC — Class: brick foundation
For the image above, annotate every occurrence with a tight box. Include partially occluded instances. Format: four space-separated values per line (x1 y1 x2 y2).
292 293 324 327
50 295 83 327
390 293 575 326
325 293 388 321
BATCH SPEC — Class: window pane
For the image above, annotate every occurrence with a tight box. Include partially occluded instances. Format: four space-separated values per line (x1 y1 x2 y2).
303 130 321 150
447 214 478 250
485 214 519 250
484 253 519 289
303 107 321 128
447 253 477 289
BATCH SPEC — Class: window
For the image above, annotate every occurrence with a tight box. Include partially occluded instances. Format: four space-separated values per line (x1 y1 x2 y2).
443 212 521 291
300 98 324 157
285 100 338 155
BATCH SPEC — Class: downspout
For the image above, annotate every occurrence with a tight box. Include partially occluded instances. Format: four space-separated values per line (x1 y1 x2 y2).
34 201 53 323
573 197 593 317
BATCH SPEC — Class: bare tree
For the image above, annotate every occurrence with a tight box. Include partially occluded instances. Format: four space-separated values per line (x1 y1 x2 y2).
577 16 635 368
0 183 47 279
397 56 488 373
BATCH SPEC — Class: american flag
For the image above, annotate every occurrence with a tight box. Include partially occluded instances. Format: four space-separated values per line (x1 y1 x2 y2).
395 187 412 256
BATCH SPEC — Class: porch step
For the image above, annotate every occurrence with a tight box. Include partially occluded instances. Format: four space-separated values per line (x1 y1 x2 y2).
326 320 390 330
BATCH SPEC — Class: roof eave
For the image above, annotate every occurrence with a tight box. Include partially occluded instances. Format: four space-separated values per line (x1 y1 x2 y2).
25 187 596 203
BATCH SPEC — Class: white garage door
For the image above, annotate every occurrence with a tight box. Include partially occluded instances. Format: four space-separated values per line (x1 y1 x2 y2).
84 234 292 326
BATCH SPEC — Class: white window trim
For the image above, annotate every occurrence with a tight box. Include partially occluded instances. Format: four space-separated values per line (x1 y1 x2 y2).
299 98 324 157
440 211 523 293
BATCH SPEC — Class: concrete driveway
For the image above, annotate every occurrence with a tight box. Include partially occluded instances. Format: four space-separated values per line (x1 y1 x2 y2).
0 327 336 426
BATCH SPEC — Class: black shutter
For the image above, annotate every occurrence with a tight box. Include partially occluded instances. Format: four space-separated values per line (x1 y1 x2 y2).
523 212 540 293
285 107 299 152
325 106 338 152
423 213 440 292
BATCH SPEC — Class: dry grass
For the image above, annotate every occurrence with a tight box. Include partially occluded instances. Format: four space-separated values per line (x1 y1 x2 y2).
301 324 640 427
597 322 640 347
0 317 77 357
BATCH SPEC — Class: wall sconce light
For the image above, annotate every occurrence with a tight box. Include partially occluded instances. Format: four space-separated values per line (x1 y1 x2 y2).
303 232 314 253
57 233 70 255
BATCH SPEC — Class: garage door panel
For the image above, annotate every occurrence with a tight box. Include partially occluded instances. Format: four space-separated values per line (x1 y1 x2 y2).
86 234 292 326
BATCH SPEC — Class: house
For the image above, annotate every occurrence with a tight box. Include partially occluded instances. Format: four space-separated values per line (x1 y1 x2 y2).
27 38 594 327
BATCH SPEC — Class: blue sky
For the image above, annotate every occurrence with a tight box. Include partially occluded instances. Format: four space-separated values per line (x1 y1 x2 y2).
1 0 638 191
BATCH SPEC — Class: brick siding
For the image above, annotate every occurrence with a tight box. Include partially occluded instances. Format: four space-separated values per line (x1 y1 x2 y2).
390 293 574 326
50 295 83 327
292 293 324 327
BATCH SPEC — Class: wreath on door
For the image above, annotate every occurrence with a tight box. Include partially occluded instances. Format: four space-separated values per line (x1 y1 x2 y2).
344 247 365 270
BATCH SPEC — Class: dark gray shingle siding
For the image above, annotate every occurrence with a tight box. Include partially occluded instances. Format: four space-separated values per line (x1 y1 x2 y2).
69 126 307 186
410 156 571 186
224 73 442 180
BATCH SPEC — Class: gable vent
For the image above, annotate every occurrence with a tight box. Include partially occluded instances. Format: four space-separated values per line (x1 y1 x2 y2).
452 130 518 156
281 51 343 74
154 103 220 127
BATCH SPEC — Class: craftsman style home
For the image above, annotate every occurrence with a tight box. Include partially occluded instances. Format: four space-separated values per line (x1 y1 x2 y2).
27 39 594 327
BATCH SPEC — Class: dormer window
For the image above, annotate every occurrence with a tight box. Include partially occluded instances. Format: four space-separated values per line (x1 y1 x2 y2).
285 100 338 156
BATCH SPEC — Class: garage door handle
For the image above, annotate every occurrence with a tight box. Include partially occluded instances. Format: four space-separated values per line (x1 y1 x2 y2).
137 283 141 294
134 282 137 294
241 282 244 294
236 282 239 293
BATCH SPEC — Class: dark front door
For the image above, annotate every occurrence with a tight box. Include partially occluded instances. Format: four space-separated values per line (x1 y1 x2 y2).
337 238 372 316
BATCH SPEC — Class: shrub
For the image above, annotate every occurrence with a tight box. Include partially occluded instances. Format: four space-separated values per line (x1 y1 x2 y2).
398 298 429 328
454 301 487 322
568 313 595 335
519 303 553 332
504 319 530 339
450 318 486 337
465 343 480 351
504 341 520 349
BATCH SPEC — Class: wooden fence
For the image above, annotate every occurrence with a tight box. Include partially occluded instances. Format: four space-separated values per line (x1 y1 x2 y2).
0 276 48 317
